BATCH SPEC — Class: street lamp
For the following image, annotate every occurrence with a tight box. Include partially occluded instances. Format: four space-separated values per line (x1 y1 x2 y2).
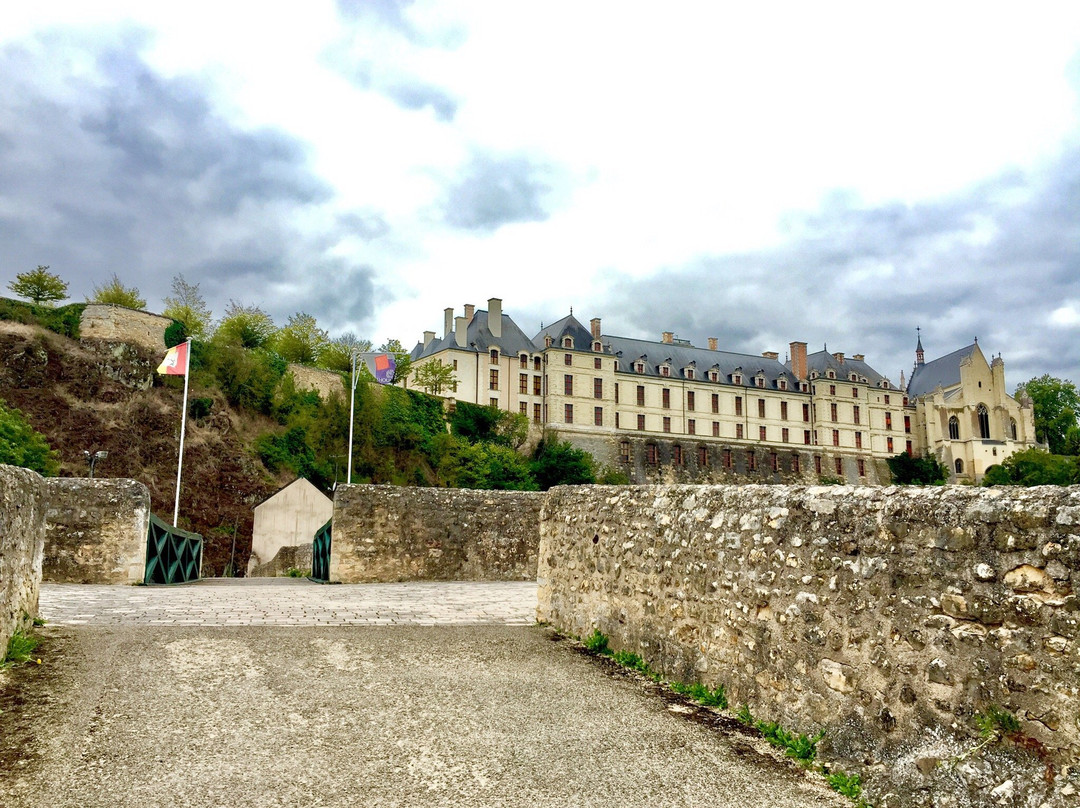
82 450 108 478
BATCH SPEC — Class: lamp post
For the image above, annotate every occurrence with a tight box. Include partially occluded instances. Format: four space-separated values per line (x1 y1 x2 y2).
82 450 108 478
347 351 362 485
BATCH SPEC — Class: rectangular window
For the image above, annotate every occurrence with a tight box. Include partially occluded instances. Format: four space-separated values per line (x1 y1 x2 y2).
855 431 862 449
782 427 789 443
662 388 671 408
594 357 602 370
758 399 766 418
759 425 767 441
829 384 836 396
614 383 620 403
646 443 658 465
687 391 696 411
803 403 810 422
781 401 788 420
830 403 838 422
857 458 866 476
688 419 696 435
520 354 528 368
804 429 811 445
793 454 801 473
700 446 710 467
594 406 603 426
906 440 912 456
533 403 541 424
771 452 778 472
564 404 573 423
832 429 840 446
835 457 843 475
712 421 720 437
736 423 744 439
904 415 911 433
637 414 645 431
615 412 619 428
663 416 671 433
735 396 743 416
534 357 541 371
519 373 528 394
814 455 822 474
490 349 499 364
453 359 458 371
885 412 893 430
564 353 572 366
711 393 719 413
564 374 573 396
852 387 859 397
594 378 603 399
534 376 542 395
520 402 527 415
884 394 891 405
490 397 498 407
748 451 756 471
853 405 860 424
637 385 645 406
887 437 894 453
489 369 499 390
673 445 683 465
619 441 630 463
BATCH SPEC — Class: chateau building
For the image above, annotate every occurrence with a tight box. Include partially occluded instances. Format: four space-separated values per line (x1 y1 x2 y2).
410 299 1035 484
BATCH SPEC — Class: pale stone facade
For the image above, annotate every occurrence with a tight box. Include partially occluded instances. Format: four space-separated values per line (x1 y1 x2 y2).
248 478 333 575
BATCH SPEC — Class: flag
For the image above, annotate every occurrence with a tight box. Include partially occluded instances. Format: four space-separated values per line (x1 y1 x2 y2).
373 352 396 385
157 341 189 375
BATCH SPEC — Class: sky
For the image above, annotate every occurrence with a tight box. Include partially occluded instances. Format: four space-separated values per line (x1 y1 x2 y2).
2 2 1080 389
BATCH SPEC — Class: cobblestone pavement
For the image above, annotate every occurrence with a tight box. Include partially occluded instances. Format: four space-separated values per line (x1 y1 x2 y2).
38 579 538 626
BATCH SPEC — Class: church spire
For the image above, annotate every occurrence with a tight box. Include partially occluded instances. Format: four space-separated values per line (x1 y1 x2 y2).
915 327 925 367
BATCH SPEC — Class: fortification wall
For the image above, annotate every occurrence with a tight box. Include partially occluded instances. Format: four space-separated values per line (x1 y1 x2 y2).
287 363 344 401
43 479 151 584
0 465 47 656
80 304 170 353
331 485 542 582
538 484 1080 808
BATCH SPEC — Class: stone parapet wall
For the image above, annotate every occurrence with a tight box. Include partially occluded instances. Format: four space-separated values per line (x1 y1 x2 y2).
43 478 151 584
80 304 170 353
331 485 542 582
538 484 1080 807
248 542 313 577
287 364 344 401
0 465 47 655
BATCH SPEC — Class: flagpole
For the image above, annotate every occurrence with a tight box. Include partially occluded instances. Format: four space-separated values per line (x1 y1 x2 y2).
347 351 357 485
172 338 192 526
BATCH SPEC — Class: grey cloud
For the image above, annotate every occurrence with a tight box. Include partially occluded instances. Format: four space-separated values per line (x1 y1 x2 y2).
595 146 1080 389
0 29 378 335
383 81 458 122
443 154 552 231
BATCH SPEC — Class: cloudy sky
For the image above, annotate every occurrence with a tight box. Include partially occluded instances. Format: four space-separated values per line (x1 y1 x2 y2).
2 2 1080 388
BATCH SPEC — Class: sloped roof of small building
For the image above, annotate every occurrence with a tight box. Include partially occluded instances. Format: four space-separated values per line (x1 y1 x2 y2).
252 477 331 511
533 314 594 351
907 343 978 399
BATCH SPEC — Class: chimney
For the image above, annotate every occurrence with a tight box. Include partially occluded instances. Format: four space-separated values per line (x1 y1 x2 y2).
762 351 779 361
464 303 475 321
662 331 673 344
455 316 468 348
444 308 454 338
852 354 864 362
789 341 807 380
833 352 845 364
590 318 601 339
487 297 502 339
708 337 718 351
423 330 435 347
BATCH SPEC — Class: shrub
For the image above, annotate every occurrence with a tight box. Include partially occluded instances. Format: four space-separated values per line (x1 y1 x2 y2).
0 399 60 476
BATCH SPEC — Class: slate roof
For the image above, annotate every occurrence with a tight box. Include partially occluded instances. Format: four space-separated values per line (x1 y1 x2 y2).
533 314 594 351
413 309 537 360
602 334 797 390
906 343 977 399
801 350 888 387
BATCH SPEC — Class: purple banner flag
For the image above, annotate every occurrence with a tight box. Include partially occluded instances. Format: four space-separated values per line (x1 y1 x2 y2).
373 353 396 385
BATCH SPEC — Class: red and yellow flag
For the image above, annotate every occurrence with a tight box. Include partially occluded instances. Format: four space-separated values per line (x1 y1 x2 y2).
157 341 190 375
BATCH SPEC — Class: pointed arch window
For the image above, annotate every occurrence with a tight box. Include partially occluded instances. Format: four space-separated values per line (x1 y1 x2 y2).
977 405 990 439
1010 419 1018 440
948 416 959 440
954 458 964 474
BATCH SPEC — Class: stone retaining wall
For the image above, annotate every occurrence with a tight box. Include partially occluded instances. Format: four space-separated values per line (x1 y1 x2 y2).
287 363 344 401
331 485 543 582
538 484 1080 808
80 304 170 353
0 465 47 655
43 479 151 584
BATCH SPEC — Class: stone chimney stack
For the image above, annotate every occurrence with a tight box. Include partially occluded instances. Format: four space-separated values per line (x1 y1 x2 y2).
762 351 779 361
455 316 468 348
488 298 502 339
661 331 674 344
789 341 808 380
852 354 865 362
591 318 601 339
444 308 454 338
833 352 845 364
708 337 718 351
464 303 475 321
423 331 435 347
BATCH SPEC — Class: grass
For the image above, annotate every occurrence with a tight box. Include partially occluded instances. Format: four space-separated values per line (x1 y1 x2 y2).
2 629 40 669
285 567 309 578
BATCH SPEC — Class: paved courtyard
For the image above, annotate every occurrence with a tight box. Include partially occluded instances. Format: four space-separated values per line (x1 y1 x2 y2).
38 579 538 626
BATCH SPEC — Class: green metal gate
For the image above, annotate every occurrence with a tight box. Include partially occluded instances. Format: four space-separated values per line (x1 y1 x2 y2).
311 519 331 582
144 513 203 585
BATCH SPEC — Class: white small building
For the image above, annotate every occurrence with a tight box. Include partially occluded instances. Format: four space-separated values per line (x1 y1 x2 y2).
248 478 332 575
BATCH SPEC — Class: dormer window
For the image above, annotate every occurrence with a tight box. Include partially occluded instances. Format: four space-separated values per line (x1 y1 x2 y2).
709 370 718 382
592 341 602 352
490 349 499 364
810 370 819 380
545 336 553 348
800 382 809 393
635 361 645 373
827 370 835 379
686 368 695 380
850 373 857 382
660 365 670 377
882 380 890 389
563 337 573 349
755 377 765 388
778 378 787 391
733 374 742 385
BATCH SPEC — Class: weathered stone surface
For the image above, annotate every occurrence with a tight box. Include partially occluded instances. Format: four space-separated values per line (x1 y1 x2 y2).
79 304 170 354
537 484 1080 808
43 478 150 584
331 485 542 583
286 364 344 401
0 464 47 655
248 542 314 577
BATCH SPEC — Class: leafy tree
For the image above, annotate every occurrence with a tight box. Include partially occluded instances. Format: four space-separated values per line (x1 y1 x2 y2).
413 359 458 395
89 274 146 309
8 265 68 306
1016 375 1080 455
378 338 412 385
0 399 59 476
531 438 596 489
214 301 276 349
886 452 948 485
164 320 188 348
162 274 212 339
451 401 503 442
272 312 329 365
982 448 1080 486
318 333 372 373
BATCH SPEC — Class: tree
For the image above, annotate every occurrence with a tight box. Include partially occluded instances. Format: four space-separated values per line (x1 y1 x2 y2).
215 301 276 349
378 338 412 386
886 452 948 485
1015 375 1080 455
0 399 60 476
983 448 1080 486
531 438 596 489
8 265 68 306
318 333 372 373
272 312 329 365
89 274 146 309
162 274 212 340
413 359 458 395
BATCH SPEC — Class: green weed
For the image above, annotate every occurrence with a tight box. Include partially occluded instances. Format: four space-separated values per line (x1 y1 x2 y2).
2 630 40 668
285 567 308 578
825 769 863 801
583 629 610 655
736 704 754 725
975 706 1021 739
755 719 824 764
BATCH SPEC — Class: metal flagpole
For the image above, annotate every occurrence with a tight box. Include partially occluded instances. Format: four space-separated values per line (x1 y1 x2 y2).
172 338 192 526
347 350 357 484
